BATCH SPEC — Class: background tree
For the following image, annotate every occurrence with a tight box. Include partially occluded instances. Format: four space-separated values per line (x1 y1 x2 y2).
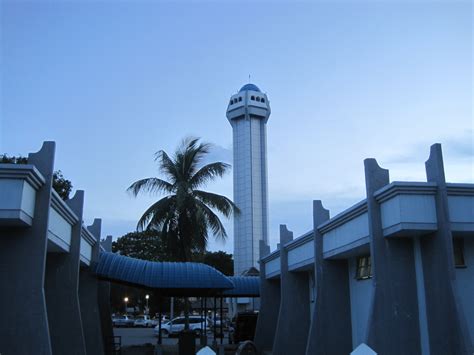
127 137 239 329
112 230 172 261
1 154 72 200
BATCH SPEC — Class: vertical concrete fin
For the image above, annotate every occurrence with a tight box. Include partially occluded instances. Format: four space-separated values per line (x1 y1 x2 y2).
259 239 270 259
364 158 389 193
365 157 421 354
46 188 87 354
80 217 105 354
279 224 293 244
425 143 446 185
101 235 113 252
313 200 330 226
87 218 102 240
66 190 85 217
274 224 310 355
422 143 472 354
28 141 56 178
306 200 352 355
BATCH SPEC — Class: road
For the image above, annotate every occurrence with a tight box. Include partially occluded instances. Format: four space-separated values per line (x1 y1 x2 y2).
113 327 231 347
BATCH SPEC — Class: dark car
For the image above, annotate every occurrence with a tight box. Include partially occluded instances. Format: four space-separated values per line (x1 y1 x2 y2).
229 311 258 344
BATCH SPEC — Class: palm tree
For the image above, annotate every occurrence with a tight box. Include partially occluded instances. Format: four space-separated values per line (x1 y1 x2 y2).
127 137 239 329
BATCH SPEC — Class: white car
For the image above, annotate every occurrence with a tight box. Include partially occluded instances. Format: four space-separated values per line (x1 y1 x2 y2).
154 316 209 336
133 315 153 327
112 315 134 327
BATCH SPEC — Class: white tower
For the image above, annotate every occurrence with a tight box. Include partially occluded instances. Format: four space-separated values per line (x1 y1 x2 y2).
227 83 271 275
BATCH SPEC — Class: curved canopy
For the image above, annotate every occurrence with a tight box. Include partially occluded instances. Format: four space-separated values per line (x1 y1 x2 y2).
94 252 234 296
223 276 260 297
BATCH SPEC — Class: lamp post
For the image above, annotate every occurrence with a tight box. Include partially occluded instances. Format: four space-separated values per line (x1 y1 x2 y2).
145 294 149 314
124 297 129 314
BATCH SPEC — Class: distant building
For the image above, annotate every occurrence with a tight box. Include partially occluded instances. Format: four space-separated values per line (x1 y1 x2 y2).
227 83 271 276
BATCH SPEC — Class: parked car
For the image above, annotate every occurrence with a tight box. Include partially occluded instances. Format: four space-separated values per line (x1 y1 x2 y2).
133 315 153 327
229 312 258 344
112 315 135 327
150 316 170 327
154 316 209 337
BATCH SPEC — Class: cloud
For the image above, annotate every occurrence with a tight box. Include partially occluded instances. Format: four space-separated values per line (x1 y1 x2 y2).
384 130 473 165
202 144 232 164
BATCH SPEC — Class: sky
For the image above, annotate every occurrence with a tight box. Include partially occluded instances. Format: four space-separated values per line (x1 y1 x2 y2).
1 0 472 253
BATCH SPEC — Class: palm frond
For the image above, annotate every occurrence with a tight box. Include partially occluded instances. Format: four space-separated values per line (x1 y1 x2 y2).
190 162 231 188
127 177 174 197
155 150 180 183
193 190 239 217
196 200 228 241
136 196 176 231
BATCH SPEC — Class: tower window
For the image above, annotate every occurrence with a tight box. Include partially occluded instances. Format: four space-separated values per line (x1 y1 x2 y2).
256 97 261 102
453 238 466 268
229 100 233 105
251 96 255 100
239 97 242 102
356 255 372 280
261 98 265 103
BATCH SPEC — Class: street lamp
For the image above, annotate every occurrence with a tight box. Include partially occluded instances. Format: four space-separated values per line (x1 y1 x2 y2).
124 297 129 314
145 294 149 314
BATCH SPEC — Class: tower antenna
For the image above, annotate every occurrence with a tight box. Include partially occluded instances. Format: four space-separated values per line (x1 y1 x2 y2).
248 74 251 83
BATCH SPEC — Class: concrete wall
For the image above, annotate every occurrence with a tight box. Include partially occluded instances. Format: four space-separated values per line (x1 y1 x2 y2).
454 237 474 352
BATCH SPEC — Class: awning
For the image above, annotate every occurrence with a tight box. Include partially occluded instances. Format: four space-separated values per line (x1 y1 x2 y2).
223 276 260 297
94 252 234 296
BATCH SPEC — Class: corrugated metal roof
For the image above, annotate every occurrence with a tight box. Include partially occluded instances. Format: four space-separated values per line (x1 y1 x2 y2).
223 276 260 297
94 252 234 296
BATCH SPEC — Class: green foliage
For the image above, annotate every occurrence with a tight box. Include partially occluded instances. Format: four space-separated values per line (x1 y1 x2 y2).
112 230 173 262
0 155 27 164
201 251 234 276
52 170 73 200
0 154 72 200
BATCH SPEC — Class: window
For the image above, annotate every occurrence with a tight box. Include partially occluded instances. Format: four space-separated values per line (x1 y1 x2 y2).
239 97 242 102
251 96 255 100
356 255 372 280
256 97 261 102
453 238 466 268
229 100 233 105
261 98 265 103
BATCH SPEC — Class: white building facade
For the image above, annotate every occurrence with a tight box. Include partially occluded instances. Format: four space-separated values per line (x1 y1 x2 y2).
227 83 271 275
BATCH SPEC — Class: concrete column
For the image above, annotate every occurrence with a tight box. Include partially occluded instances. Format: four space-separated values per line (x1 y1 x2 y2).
45 190 87 355
0 142 55 355
421 144 472 354
98 235 114 353
254 240 281 353
306 200 352 355
273 225 311 355
364 159 420 354
79 219 105 355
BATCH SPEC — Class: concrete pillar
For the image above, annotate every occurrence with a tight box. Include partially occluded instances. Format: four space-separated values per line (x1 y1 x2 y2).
273 225 311 355
79 219 105 355
364 159 420 354
306 200 352 355
98 235 114 353
254 240 280 353
45 190 87 355
421 144 472 354
0 142 55 355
